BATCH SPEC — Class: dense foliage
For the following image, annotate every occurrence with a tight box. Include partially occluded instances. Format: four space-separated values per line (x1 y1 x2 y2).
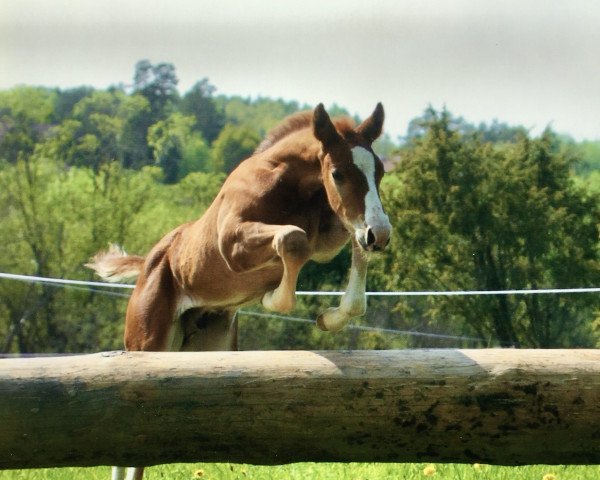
379 109 600 347
1 61 599 353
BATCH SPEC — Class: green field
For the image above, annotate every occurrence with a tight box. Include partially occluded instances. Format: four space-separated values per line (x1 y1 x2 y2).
2 463 599 480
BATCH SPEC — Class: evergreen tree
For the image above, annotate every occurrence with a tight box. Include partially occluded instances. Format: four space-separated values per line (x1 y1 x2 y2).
380 109 600 347
133 60 179 121
180 79 225 143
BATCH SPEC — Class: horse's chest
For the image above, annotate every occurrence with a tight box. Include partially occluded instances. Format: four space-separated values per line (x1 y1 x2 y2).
176 260 283 310
311 221 350 263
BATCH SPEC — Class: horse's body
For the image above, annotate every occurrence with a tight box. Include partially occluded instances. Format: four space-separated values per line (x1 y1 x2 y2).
88 103 391 480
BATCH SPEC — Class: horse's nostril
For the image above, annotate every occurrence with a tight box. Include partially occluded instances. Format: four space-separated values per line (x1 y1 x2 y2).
366 227 376 246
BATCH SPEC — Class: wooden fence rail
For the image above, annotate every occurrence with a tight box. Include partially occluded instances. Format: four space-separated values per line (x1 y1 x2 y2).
1 349 599 468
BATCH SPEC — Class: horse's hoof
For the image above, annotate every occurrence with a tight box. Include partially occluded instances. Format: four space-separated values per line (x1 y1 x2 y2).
316 314 328 331
262 290 294 314
316 307 349 332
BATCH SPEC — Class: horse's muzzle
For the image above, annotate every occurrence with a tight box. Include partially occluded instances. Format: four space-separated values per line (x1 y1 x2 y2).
357 224 391 252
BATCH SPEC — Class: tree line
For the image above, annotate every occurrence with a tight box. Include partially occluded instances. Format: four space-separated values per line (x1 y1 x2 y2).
1 60 599 353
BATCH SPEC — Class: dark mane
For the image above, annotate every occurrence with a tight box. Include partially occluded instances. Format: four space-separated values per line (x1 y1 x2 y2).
254 111 357 154
254 111 313 154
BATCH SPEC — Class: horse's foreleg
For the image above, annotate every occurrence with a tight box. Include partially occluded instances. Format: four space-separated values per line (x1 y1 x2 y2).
317 241 369 332
219 220 310 313
261 226 310 313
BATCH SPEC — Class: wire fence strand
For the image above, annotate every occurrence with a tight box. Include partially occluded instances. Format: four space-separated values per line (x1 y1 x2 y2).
2 271 597 347
2 272 599 296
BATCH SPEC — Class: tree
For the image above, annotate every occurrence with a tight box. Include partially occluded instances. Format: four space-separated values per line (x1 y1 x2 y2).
53 86 95 122
0 151 79 352
210 124 260 173
180 79 225 143
574 140 600 176
0 87 56 163
133 60 179 121
404 108 527 145
118 94 153 169
148 112 211 183
0 153 166 353
216 96 302 137
0 86 56 125
378 109 600 347
42 90 151 171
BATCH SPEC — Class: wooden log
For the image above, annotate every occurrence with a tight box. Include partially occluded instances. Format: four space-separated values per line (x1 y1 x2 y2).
1 349 599 468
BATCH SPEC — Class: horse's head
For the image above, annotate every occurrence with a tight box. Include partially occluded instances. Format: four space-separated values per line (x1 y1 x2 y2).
313 103 391 252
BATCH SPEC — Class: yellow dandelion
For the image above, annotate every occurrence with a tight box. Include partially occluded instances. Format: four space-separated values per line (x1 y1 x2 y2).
543 474 557 480
423 464 436 477
473 463 487 471
193 469 205 478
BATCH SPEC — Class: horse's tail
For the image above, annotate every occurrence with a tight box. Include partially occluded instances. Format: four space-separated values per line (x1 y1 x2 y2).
86 244 145 283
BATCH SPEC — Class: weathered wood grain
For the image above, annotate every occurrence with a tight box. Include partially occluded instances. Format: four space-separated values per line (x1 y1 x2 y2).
1 349 599 468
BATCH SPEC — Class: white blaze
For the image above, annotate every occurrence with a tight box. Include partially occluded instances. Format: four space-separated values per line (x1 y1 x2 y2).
351 146 389 230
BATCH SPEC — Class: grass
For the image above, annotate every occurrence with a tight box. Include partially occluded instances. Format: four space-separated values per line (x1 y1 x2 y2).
1 463 599 480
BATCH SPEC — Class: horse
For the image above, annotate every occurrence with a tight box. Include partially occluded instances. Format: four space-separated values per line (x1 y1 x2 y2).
87 103 391 480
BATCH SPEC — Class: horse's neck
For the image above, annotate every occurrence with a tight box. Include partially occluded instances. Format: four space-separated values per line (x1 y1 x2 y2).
270 141 323 200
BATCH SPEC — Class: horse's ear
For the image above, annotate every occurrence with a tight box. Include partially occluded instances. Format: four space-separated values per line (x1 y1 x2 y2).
357 102 384 144
313 103 341 148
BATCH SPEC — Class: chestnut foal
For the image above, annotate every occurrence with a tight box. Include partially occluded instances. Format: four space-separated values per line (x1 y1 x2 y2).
88 103 391 480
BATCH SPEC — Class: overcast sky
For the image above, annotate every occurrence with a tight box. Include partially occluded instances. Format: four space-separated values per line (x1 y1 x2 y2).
1 0 599 141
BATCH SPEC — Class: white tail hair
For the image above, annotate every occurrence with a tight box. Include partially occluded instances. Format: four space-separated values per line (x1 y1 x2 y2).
86 244 144 283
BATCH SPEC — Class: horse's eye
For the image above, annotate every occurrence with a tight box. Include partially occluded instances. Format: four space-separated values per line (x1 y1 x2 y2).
331 169 345 183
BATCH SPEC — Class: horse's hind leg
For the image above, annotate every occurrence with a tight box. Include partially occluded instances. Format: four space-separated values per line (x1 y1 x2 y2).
113 252 179 480
111 467 144 480
180 309 238 352
112 467 125 480
124 251 180 352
